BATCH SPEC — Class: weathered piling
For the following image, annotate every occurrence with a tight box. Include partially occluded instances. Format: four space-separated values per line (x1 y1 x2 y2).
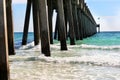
22 0 32 45
83 4 88 38
56 0 67 50
47 0 53 44
81 1 86 38
38 0 51 56
66 0 75 45
72 0 80 40
44 0 97 51
54 14 58 40
54 15 60 40
77 0 84 40
0 0 10 79
2 0 98 58
63 2 68 40
32 0 40 45
79 0 97 39
6 0 15 55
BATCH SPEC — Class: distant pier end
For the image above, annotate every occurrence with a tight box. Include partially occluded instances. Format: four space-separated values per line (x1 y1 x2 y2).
97 24 100 33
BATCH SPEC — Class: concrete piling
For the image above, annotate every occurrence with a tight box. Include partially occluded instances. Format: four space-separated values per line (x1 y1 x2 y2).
6 0 15 55
32 0 40 45
54 15 58 40
56 0 68 50
66 0 75 45
77 7 83 40
22 0 32 45
47 0 54 44
72 0 80 40
38 0 51 56
0 0 10 79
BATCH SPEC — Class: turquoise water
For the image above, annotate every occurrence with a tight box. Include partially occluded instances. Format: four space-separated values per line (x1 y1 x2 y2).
14 32 34 49
10 32 120 80
80 32 120 46
14 32 120 48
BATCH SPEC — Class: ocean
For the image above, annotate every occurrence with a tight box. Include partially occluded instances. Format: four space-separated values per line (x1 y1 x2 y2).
10 32 120 80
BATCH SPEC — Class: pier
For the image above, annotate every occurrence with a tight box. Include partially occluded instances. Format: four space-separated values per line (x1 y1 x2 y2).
0 0 97 79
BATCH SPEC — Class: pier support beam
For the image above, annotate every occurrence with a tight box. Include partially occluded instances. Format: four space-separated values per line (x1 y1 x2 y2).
77 9 83 40
32 0 40 45
54 16 58 40
0 0 10 79
72 0 80 40
54 15 60 40
57 0 67 50
38 0 51 56
47 0 53 44
66 0 75 45
6 0 15 55
22 0 32 45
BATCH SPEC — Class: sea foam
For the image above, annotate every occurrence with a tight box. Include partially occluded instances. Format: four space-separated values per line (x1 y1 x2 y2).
14 41 120 68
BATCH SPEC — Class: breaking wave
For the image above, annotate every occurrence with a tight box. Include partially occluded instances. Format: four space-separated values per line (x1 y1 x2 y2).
80 44 120 50
10 55 120 68
12 41 120 68
18 41 120 50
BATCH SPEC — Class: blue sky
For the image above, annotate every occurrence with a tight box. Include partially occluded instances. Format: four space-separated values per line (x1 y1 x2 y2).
86 0 120 31
12 0 120 32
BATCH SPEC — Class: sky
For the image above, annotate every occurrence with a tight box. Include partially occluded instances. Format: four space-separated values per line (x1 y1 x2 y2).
12 0 120 32
86 0 120 31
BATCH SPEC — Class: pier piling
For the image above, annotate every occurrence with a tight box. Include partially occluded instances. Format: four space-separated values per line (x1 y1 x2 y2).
0 0 10 79
66 0 75 45
47 0 54 44
38 0 51 56
6 0 15 55
32 0 40 45
57 0 68 50
22 0 32 45
72 0 80 40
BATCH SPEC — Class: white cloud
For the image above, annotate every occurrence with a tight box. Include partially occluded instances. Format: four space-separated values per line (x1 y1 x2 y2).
12 0 27 4
102 8 120 31
88 0 120 31
94 15 120 31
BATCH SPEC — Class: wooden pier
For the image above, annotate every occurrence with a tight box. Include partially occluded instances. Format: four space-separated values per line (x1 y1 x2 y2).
0 0 98 79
